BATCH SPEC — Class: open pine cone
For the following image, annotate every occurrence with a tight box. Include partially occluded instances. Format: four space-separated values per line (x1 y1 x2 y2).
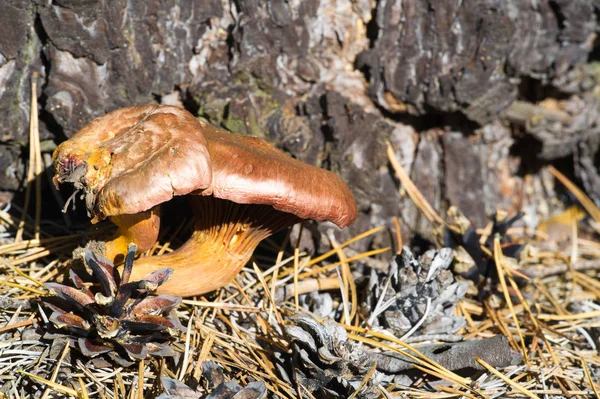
41 243 183 366
282 314 382 398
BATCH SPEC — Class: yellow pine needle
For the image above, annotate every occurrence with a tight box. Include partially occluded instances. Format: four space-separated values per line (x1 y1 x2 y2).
504 276 563 369
503 270 540 331
1 259 44 287
269 228 291 320
15 73 43 242
335 266 350 324
456 301 476 332
548 166 600 225
536 282 568 315
484 301 517 349
299 384 318 399
181 300 260 313
200 333 216 362
411 364 489 399
538 325 560 366
436 385 480 399
306 225 385 267
236 332 280 382
4 282 45 295
205 355 292 390
193 331 216 379
298 247 391 280
343 326 470 386
78 378 89 399
252 263 284 325
293 223 304 311
393 216 403 254
293 250 300 311
178 312 194 380
386 141 444 226
348 361 378 399
475 358 540 399
348 333 477 394
580 356 600 397
198 323 262 350
32 73 43 241
19 370 80 398
330 233 357 323
137 359 144 399
115 372 126 399
571 270 600 303
0 234 79 255
494 237 530 365
537 310 600 321
9 243 75 267
0 317 35 333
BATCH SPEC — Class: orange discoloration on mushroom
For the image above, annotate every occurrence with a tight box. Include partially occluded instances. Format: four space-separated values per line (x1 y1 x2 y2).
105 205 161 262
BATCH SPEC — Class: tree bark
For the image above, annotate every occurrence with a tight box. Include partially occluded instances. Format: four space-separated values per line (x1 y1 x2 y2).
1 0 599 247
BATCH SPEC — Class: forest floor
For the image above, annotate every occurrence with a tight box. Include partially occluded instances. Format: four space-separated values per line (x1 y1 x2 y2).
0 95 600 398
1 144 600 398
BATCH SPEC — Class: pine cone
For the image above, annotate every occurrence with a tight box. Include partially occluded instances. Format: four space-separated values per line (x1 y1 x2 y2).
283 314 381 398
41 244 183 366
363 247 468 337
157 362 267 399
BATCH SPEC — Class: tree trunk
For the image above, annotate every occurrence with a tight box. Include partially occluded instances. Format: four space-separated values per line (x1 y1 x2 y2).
1 0 599 248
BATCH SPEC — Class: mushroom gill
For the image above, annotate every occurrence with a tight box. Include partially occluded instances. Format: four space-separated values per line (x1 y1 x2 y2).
128 196 300 296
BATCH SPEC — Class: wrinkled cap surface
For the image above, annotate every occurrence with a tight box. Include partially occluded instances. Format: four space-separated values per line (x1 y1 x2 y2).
54 104 358 228
53 105 212 221
200 126 358 228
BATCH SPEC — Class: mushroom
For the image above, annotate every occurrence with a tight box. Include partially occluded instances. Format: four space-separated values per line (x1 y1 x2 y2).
53 104 358 297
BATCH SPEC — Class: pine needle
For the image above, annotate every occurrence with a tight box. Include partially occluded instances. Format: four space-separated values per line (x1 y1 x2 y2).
343 326 470 386
393 216 403 254
549 166 600 226
386 141 444 226
580 356 600 397
297 247 391 280
306 225 385 267
180 300 260 313
1 258 44 287
137 359 144 399
19 369 80 398
348 361 378 399
536 310 600 321
293 224 303 311
494 237 530 365
475 358 540 399
329 232 357 323
78 377 90 399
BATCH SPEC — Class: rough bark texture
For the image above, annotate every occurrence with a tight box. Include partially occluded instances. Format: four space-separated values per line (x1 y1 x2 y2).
1 0 599 246
357 0 598 123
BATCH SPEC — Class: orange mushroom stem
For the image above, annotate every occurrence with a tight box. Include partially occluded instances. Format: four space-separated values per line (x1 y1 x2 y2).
104 205 161 263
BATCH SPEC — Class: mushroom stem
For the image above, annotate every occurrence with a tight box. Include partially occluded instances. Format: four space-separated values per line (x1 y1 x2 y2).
125 196 298 297
105 205 161 264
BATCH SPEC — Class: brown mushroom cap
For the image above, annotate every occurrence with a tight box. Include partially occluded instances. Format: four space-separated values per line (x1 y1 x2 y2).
201 126 358 228
52 105 212 222
55 104 357 228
